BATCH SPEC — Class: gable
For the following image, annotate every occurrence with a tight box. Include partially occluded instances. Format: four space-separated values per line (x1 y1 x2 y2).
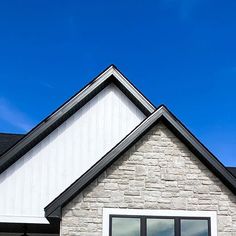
60 122 236 235
0 83 146 224
45 106 236 221
0 65 155 175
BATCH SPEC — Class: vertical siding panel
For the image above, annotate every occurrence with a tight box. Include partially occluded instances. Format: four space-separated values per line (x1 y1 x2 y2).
112 85 118 145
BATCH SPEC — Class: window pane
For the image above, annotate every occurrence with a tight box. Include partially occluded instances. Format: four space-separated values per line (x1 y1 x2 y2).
181 219 209 236
147 218 175 236
111 217 140 236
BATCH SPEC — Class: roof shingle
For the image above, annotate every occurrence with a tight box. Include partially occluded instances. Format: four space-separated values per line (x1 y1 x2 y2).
0 133 25 156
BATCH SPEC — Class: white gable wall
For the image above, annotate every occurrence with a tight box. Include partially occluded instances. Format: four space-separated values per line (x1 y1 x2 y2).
0 83 146 224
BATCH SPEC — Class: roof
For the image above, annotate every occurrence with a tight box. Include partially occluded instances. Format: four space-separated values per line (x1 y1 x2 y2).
227 167 236 178
0 65 155 174
44 105 236 222
0 133 25 156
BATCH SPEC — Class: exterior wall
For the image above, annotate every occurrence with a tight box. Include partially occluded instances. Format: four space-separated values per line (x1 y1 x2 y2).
0 83 145 224
61 123 236 236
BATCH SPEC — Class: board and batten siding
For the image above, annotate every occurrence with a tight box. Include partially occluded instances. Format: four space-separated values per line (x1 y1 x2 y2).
0 83 145 224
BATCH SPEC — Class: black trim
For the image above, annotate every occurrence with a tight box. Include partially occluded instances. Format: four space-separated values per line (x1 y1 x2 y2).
0 222 59 234
0 133 25 156
45 105 236 222
0 65 155 174
227 167 236 178
176 217 180 236
109 215 211 236
141 216 146 236
109 213 112 236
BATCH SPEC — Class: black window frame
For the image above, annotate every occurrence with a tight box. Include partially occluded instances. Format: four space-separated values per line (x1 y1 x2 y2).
109 214 211 236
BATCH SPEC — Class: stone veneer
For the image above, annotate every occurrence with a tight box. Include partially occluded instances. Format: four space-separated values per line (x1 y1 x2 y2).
61 122 236 236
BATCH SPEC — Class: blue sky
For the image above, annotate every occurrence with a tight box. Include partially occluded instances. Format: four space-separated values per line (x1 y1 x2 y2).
0 0 235 166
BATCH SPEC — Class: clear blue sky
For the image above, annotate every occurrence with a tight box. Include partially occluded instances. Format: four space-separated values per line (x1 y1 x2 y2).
0 1 235 166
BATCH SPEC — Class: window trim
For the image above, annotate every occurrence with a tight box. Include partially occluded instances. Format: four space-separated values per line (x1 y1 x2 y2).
103 208 217 236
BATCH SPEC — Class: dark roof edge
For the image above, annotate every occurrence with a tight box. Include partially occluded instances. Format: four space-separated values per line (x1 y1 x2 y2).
0 133 25 156
227 167 236 178
0 65 155 174
0 133 25 135
44 105 236 222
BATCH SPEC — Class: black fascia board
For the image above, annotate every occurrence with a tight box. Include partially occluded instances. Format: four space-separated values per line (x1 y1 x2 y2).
0 65 155 174
45 105 236 222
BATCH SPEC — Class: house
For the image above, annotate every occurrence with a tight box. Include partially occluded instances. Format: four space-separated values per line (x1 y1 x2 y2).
0 65 235 236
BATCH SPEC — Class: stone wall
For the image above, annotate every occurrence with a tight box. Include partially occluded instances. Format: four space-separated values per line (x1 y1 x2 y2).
61 122 236 236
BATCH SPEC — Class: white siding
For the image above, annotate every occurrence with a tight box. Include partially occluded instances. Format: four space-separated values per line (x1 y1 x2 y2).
0 84 145 224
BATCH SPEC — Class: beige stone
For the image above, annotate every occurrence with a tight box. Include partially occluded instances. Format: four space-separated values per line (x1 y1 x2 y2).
61 122 236 235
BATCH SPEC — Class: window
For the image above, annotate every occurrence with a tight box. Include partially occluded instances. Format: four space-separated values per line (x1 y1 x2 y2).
110 216 210 236
147 218 175 236
111 217 140 236
103 209 217 236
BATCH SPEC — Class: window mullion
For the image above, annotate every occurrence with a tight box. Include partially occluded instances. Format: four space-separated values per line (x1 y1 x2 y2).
175 217 181 236
141 216 146 236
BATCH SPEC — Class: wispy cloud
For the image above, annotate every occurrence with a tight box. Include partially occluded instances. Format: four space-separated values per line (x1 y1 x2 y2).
0 98 35 132
160 0 202 20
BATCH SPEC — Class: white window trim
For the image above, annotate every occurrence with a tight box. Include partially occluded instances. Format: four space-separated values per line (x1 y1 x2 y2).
103 208 217 236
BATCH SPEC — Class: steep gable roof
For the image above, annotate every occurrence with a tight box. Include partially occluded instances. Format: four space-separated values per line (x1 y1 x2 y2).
45 105 236 222
0 65 155 174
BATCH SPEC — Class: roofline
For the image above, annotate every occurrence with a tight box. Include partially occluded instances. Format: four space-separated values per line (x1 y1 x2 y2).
44 105 236 222
110 65 155 113
0 133 25 136
227 167 236 178
0 65 155 174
